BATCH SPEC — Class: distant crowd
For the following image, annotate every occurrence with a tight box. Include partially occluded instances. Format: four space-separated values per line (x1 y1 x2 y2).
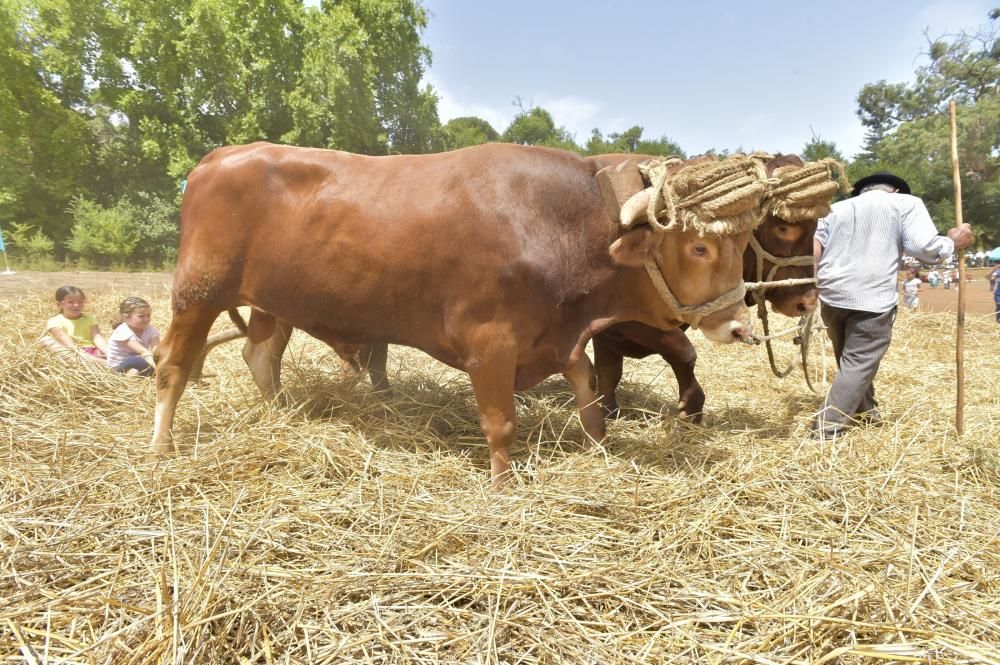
900 265 1000 322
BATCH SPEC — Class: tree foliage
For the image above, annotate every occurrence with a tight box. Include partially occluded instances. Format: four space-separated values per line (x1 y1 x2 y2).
502 103 580 151
855 10 1000 245
1 0 444 264
585 126 685 158
443 116 499 149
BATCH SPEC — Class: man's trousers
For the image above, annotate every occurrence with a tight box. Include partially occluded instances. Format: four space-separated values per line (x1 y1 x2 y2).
812 303 896 434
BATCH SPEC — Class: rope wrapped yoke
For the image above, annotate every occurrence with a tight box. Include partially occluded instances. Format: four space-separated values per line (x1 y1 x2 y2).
629 154 849 331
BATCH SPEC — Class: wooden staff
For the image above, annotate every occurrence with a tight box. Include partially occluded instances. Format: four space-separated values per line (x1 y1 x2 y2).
949 100 965 435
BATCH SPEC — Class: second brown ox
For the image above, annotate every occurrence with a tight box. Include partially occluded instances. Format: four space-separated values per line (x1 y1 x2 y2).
154 143 768 482
590 153 840 420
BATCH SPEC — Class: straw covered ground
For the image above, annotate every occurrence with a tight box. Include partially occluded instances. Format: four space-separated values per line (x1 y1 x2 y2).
2 278 999 664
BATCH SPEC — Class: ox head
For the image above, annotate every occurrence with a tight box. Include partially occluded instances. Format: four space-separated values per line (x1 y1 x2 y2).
748 155 849 317
608 155 770 344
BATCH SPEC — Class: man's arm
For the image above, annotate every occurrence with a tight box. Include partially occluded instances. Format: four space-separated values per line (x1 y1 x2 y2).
900 196 973 263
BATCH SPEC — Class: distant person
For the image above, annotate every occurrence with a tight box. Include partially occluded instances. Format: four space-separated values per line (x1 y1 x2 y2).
811 171 973 439
902 270 922 309
106 297 160 376
942 269 952 289
41 285 109 362
993 268 1000 323
927 268 940 288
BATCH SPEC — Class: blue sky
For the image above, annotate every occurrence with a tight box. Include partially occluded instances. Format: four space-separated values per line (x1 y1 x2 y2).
417 0 995 158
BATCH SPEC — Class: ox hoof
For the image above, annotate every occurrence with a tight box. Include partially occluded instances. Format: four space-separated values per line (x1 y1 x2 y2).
601 401 621 420
677 411 704 425
676 401 704 425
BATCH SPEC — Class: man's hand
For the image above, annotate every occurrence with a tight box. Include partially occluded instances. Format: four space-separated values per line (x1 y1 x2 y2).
947 223 973 251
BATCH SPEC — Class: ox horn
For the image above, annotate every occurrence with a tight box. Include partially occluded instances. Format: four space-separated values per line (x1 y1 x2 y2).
619 187 653 227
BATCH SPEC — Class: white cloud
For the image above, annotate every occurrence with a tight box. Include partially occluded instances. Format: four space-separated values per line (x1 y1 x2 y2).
535 95 602 142
426 75 512 134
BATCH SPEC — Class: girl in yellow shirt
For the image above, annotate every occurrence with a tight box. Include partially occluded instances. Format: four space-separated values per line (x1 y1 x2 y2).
41 285 109 363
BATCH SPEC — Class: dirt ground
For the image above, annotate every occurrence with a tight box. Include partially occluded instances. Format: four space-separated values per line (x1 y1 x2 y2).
0 270 172 300
2 270 996 316
916 279 997 315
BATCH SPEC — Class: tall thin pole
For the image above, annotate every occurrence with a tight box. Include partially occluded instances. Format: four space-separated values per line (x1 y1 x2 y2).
949 100 965 435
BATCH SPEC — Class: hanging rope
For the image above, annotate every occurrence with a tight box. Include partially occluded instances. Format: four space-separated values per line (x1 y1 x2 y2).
743 156 849 381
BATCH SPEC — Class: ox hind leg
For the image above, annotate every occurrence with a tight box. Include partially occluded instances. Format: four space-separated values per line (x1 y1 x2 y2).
189 327 247 380
328 341 391 393
241 311 294 401
563 354 607 444
593 336 625 419
359 343 391 393
150 305 221 461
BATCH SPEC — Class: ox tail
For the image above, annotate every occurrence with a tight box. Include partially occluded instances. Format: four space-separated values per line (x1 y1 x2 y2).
227 308 249 334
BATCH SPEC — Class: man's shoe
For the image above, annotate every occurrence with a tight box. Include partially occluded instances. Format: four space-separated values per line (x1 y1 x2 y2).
855 409 884 427
809 426 846 441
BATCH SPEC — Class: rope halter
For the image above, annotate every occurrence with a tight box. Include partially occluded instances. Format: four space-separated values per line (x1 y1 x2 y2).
619 155 771 328
745 156 851 295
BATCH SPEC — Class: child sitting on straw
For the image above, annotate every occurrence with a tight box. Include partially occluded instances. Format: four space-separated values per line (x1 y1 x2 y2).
41 285 109 363
106 297 160 377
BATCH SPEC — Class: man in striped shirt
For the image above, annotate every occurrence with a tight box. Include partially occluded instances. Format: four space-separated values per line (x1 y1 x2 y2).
811 172 973 438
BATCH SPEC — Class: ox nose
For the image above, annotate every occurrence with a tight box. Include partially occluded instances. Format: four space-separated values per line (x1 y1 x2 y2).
730 320 754 342
793 290 819 315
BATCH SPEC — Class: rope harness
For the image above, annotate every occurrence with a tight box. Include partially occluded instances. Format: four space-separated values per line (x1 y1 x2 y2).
630 155 772 328
738 157 850 386
616 154 848 337
643 258 747 330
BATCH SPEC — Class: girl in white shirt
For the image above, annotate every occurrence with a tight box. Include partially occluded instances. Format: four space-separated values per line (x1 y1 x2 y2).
106 297 160 376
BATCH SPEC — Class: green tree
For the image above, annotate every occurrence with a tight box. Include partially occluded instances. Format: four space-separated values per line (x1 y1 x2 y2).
4 0 445 259
502 103 580 151
443 116 499 149
0 0 97 247
66 197 140 266
801 133 845 162
586 126 685 157
853 10 1000 244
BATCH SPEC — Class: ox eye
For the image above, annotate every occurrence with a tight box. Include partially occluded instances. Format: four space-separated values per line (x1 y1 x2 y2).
692 244 708 257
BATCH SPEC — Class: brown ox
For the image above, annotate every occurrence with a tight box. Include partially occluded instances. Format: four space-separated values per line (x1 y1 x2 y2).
154 142 761 482
192 154 823 424
590 154 826 420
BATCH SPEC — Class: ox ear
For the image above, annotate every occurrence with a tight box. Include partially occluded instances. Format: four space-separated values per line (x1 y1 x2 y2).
609 226 656 267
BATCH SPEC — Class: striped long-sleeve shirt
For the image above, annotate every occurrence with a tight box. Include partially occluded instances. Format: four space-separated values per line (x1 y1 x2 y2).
815 190 954 313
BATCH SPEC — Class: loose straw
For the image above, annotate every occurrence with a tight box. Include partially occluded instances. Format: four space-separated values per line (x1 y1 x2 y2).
949 100 965 436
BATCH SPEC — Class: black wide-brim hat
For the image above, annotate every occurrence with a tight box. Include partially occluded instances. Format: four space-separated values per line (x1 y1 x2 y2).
851 171 911 197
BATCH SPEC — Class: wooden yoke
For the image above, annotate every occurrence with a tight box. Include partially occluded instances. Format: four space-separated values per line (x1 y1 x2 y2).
596 160 645 222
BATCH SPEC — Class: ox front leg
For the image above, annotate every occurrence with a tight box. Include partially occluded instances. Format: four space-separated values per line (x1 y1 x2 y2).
150 307 219 462
563 354 607 444
468 346 518 487
660 331 705 423
242 316 294 401
593 336 625 419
